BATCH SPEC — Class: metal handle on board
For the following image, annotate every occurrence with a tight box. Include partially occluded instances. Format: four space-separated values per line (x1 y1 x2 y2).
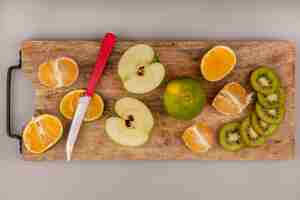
6 52 22 153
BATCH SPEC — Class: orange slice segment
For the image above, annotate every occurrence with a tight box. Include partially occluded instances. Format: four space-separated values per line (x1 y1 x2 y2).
59 89 104 122
182 122 214 153
200 46 236 81
23 114 63 154
38 57 79 88
212 82 252 115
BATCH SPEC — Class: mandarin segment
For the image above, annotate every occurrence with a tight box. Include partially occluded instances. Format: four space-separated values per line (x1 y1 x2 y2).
38 61 57 88
224 82 247 104
57 57 79 86
212 94 240 115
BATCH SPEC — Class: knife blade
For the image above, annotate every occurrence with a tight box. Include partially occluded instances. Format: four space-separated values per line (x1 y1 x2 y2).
66 32 116 161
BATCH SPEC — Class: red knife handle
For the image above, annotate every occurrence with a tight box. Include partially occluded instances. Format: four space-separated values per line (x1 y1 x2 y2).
86 32 116 97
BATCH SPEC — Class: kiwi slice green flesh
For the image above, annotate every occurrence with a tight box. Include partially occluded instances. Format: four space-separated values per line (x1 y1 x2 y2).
219 122 244 151
250 67 280 95
240 117 265 147
256 103 285 124
257 88 285 109
251 112 278 138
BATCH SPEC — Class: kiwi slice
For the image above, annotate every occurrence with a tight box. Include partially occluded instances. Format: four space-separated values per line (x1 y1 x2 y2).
219 122 244 151
250 67 280 95
257 87 285 109
251 112 278 138
240 117 265 147
256 103 285 124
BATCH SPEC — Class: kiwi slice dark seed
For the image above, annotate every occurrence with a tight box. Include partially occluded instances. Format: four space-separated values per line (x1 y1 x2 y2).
219 122 244 151
256 103 285 124
251 112 278 138
257 87 285 109
240 117 265 147
250 67 280 95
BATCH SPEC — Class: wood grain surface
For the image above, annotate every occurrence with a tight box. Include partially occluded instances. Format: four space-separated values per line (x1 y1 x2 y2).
21 40 295 160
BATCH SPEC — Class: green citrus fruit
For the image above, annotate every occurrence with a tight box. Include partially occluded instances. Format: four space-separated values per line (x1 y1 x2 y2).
163 77 206 120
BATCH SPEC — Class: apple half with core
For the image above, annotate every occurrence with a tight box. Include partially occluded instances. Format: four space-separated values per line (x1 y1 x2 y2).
118 44 165 94
105 97 154 146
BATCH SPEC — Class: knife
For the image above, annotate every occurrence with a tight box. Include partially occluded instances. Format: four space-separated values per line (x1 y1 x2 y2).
66 32 116 161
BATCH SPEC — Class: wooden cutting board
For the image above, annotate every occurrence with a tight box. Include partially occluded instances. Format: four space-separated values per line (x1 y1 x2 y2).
21 40 295 160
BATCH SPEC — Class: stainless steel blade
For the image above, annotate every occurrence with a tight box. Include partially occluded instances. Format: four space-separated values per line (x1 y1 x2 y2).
66 96 91 161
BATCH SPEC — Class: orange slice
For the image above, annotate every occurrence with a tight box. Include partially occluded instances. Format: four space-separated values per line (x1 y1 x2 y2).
212 82 252 115
38 57 79 88
182 122 214 153
23 114 63 154
200 46 236 81
59 89 104 122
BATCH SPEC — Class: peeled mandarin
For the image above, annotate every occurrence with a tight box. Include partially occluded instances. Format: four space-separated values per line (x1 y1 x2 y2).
212 82 252 116
182 122 214 153
23 114 63 154
38 57 79 88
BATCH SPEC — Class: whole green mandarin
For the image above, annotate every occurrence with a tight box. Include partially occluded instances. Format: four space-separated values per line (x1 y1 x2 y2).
163 77 206 120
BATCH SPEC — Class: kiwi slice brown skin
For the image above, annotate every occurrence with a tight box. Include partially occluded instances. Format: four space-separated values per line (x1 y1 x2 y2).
250 67 280 95
256 103 285 124
251 112 279 138
219 122 244 151
240 117 265 147
257 88 285 109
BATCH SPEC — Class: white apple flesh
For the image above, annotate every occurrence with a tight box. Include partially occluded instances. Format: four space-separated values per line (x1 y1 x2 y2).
105 97 154 147
118 44 165 94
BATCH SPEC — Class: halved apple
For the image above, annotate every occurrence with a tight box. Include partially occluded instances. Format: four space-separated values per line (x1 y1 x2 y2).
118 44 165 94
105 97 154 147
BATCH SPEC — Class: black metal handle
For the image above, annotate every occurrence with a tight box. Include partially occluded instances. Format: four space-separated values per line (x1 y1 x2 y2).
7 53 23 153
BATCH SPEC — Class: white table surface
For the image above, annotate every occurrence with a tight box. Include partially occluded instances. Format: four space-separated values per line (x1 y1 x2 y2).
1 0 299 199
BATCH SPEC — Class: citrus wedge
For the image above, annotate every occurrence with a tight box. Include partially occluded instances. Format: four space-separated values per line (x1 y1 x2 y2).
23 114 63 154
212 82 252 115
200 46 236 81
182 122 214 153
59 89 104 122
38 57 79 88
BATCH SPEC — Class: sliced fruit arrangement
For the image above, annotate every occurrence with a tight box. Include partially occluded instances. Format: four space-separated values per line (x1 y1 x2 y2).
182 122 214 153
118 44 165 94
219 122 244 151
163 77 206 120
218 66 286 151
38 57 79 89
30 40 289 155
23 114 63 154
212 82 252 115
200 46 236 81
105 97 154 147
60 89 104 122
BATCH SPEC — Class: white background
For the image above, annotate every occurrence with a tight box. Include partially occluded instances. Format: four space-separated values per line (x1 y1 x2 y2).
1 0 299 199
